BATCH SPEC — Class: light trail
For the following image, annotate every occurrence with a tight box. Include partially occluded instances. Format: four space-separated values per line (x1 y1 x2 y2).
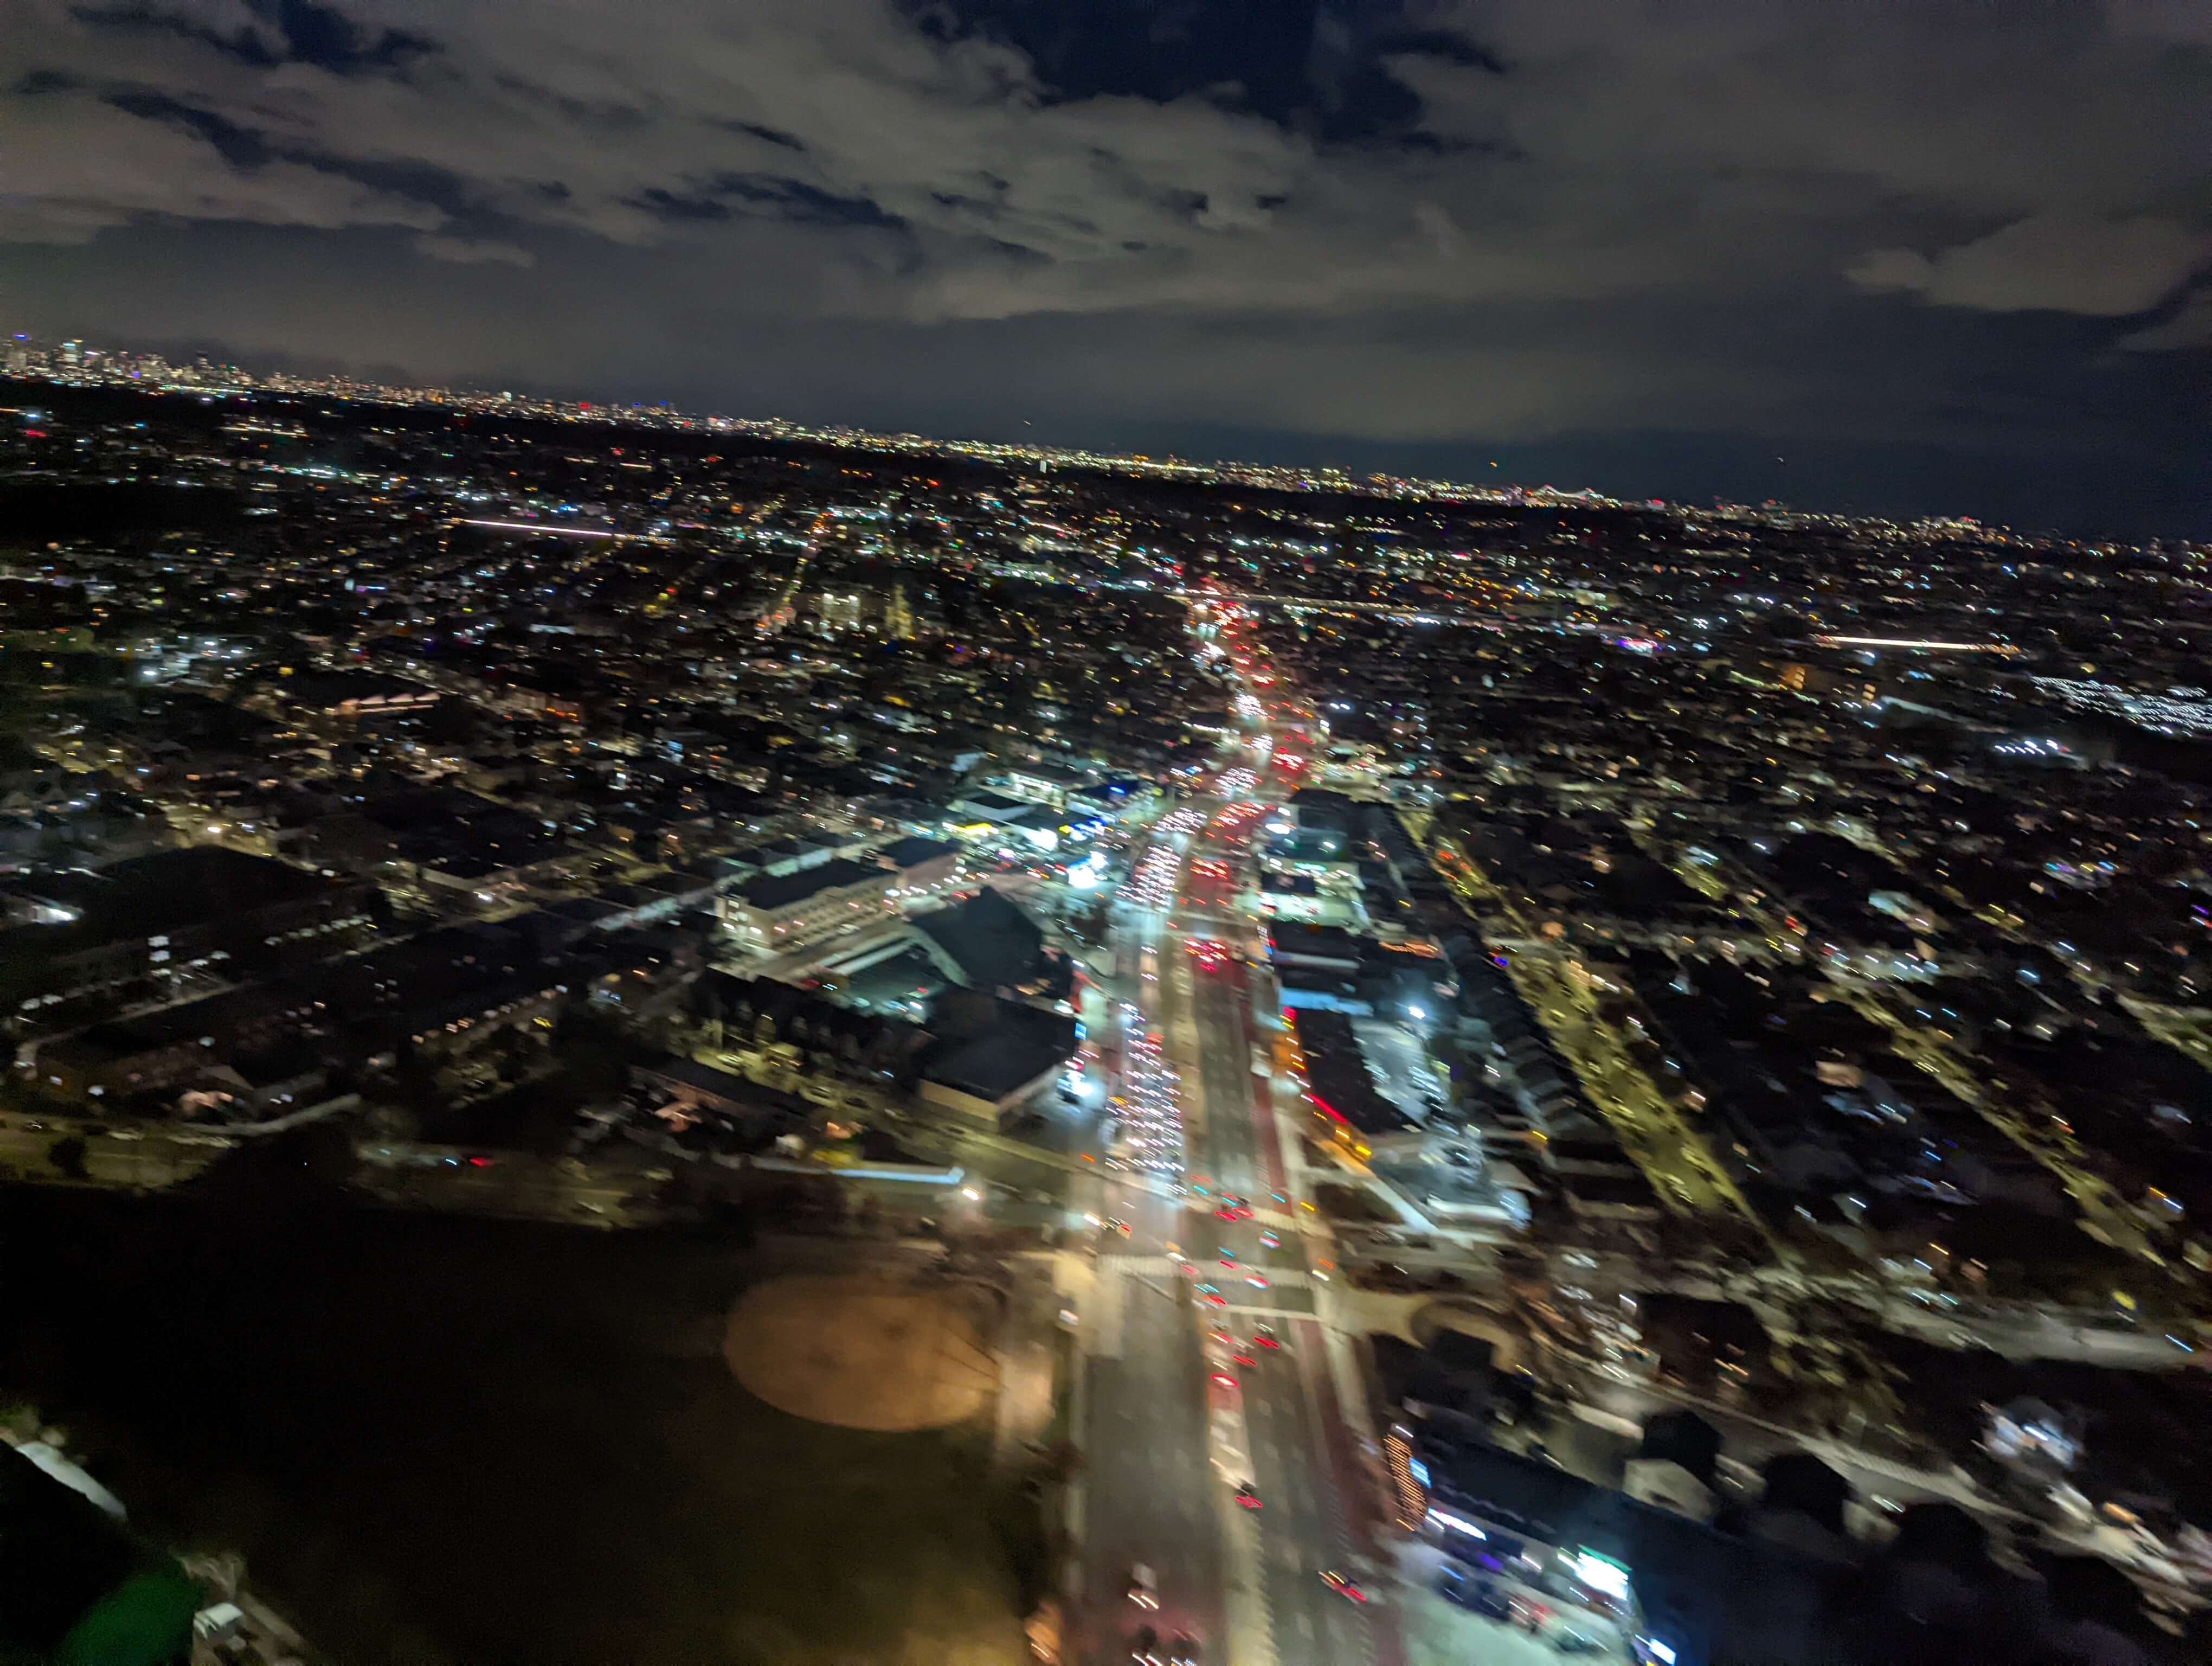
1812 636 2020 653
758 508 837 634
458 518 627 539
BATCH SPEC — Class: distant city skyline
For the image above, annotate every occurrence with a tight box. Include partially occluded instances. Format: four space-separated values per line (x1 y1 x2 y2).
2 4 2206 539
4 325 2198 547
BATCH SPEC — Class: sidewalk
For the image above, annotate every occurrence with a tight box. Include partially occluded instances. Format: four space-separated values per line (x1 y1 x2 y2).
1266 1036 1412 1666
992 1251 1066 1471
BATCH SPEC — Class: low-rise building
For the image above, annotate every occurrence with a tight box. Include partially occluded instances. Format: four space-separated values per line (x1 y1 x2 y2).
917 990 1078 1128
695 968 929 1085
260 668 440 722
718 858 896 956
997 762 1094 809
0 847 377 1011
910 888 1072 1003
1067 777 1162 823
948 789 1032 833
1395 1426 1848 1666
876 835 963 906
628 1054 808 1143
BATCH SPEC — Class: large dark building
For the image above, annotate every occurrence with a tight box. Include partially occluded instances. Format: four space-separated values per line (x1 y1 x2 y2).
0 847 377 1010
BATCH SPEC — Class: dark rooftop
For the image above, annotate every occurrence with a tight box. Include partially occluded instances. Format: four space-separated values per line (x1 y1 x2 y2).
1269 921 1365 965
1291 1007 1413 1136
921 991 1078 1099
877 835 960 870
4 846 346 940
696 969 926 1066
911 887 1050 991
1413 1433 1854 1665
731 857 886 912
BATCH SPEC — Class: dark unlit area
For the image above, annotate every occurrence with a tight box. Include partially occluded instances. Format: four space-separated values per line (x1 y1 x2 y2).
0 1189 1033 1665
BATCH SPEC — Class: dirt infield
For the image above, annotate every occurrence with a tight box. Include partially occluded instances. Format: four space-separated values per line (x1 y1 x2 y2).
724 1273 1000 1431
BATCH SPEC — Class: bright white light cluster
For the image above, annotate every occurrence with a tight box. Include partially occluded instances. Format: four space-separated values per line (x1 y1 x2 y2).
1104 997 1185 1179
1118 807 1206 909
2031 676 2212 736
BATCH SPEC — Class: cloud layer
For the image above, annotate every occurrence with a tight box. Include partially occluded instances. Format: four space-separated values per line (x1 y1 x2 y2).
1850 215 2206 316
1 2 2207 524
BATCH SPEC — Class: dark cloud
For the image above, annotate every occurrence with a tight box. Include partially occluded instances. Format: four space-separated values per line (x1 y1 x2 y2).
102 87 274 166
712 118 806 152
629 174 906 231
905 0 1502 141
73 0 434 76
0 1 2206 530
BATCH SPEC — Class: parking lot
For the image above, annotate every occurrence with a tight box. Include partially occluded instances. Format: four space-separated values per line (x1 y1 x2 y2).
1395 1541 1630 1666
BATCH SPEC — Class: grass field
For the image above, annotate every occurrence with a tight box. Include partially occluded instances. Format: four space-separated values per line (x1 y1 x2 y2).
726 1273 1000 1432
0 1188 1039 1665
632 1381 1036 1666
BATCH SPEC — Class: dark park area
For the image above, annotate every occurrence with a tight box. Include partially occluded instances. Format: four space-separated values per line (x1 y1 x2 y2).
0 1182 1036 1665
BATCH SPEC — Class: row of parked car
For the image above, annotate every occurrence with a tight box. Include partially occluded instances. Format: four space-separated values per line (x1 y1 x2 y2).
1437 1561 1613 1655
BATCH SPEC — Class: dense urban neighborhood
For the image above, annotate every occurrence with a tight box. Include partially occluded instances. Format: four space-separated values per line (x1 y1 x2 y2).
3 351 2211 1665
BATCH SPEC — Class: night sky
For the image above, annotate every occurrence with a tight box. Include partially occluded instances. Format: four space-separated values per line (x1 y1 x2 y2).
4 2 2208 534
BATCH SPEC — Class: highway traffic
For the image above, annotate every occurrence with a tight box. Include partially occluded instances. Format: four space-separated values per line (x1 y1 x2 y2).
1072 602 1402 1666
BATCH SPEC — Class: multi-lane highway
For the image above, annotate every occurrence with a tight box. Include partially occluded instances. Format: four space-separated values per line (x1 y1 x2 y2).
1073 604 1403 1666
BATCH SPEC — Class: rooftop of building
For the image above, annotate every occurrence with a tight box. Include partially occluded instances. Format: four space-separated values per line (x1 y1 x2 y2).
731 857 888 913
1291 1007 1414 1136
696 968 925 1060
877 834 961 869
952 789 1028 815
276 668 436 707
911 887 1051 990
3 846 355 942
1410 1431 1857 1665
921 991 1078 1099
1270 921 1367 965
